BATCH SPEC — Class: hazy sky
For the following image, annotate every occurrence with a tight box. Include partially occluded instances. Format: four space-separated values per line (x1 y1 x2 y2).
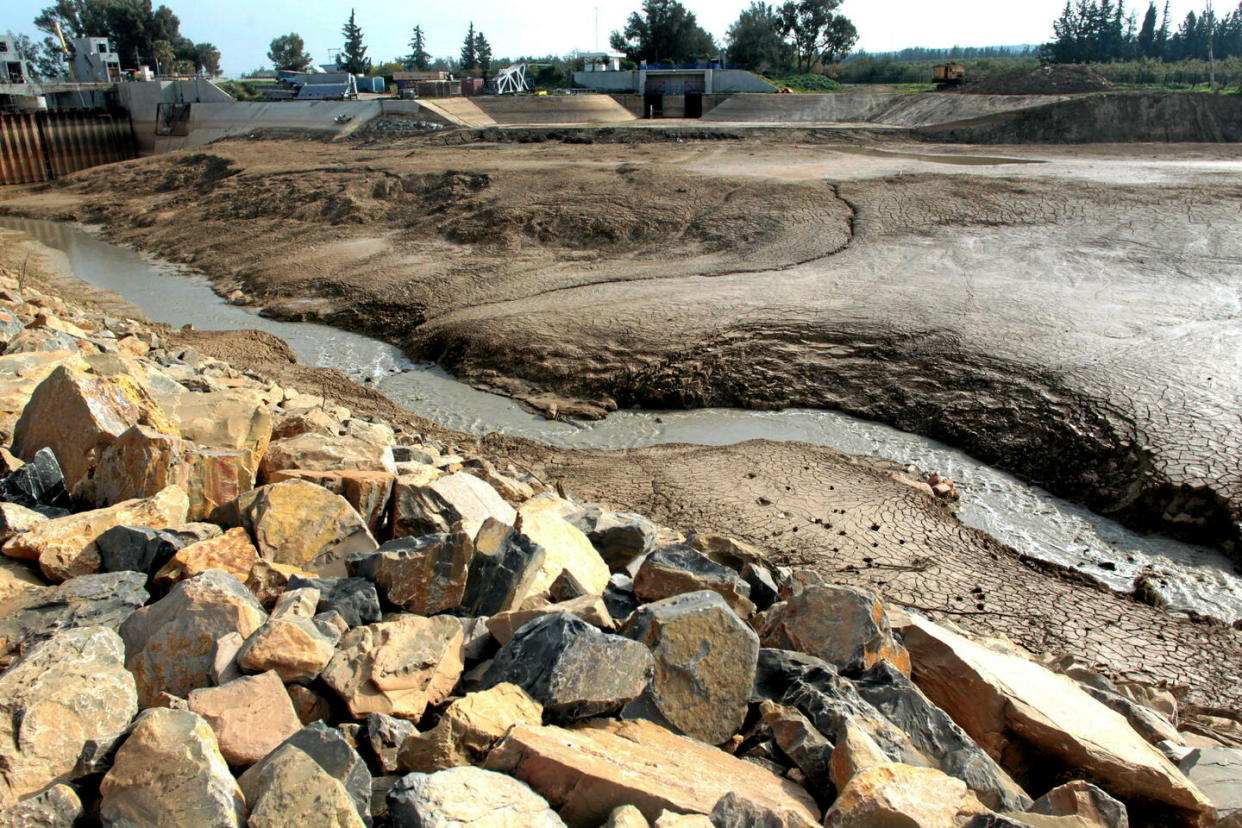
5 0 1208 76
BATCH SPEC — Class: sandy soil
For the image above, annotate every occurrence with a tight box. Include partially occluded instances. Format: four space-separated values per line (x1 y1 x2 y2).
1 134 1238 554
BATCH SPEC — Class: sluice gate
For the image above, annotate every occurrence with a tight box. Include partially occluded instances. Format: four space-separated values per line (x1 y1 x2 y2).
0 109 136 185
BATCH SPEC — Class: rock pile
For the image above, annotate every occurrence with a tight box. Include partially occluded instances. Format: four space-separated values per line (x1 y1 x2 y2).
0 270 1232 827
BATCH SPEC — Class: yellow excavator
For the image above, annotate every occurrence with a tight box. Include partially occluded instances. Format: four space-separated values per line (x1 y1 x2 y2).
932 63 966 90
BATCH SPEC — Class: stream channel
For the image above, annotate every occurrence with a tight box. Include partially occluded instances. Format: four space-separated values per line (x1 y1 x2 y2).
4 215 1239 623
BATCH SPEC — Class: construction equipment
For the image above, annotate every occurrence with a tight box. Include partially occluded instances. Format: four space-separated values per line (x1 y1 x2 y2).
932 63 966 90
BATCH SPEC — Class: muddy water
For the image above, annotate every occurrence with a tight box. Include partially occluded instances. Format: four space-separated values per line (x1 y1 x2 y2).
5 215 1239 623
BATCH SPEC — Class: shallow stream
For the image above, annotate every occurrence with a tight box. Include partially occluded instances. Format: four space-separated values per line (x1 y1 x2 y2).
4 215 1239 623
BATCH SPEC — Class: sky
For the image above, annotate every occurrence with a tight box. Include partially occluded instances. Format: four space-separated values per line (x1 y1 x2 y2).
4 0 1211 76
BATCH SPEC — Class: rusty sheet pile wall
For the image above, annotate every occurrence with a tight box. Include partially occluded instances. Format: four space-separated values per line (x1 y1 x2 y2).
0 109 136 185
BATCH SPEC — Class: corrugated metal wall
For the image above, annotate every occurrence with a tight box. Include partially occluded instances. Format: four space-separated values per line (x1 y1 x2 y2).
0 109 137 185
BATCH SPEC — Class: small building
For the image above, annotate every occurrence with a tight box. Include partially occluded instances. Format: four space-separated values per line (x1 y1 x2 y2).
579 51 626 72
0 36 33 84
71 37 122 83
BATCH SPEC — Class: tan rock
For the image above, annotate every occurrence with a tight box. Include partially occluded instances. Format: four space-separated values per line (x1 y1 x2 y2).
397 682 543 772
218 479 377 576
288 684 333 725
236 587 341 682
485 719 820 826
12 364 175 490
900 614 1214 825
99 708 244 827
756 584 911 675
271 408 341 440
0 627 138 806
241 743 366 828
323 614 465 720
183 445 257 521
689 533 770 570
260 432 396 481
0 556 44 603
1028 780 1130 828
0 783 82 827
830 716 893 790
516 503 611 599
387 765 564 828
2 484 189 581
654 813 713 828
391 470 516 539
487 595 615 645
269 469 396 534
187 670 303 767
823 763 988 827
87 424 187 507
356 529 474 615
605 805 652 828
115 334 149 356
245 558 317 607
160 388 272 459
153 526 258 590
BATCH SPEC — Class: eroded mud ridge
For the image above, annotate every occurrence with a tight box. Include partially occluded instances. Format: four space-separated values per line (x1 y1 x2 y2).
1 136 1239 552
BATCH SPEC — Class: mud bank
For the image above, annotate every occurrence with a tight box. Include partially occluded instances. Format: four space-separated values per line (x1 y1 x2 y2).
0 136 1238 555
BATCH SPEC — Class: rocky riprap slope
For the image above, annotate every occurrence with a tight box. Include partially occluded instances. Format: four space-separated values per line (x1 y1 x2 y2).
0 272 1237 828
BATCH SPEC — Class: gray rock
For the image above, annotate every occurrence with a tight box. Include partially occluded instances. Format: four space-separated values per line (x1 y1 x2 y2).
460 521 547 617
482 612 654 722
756 701 834 803
633 545 755 616
754 584 907 676
741 563 780 612
1029 780 1129 827
0 784 82 828
241 722 371 826
567 506 658 572
623 590 759 745
0 448 70 512
287 575 382 627
0 308 23 346
367 713 416 774
854 660 1032 811
387 767 566 828
710 791 818 828
241 744 365 828
350 532 472 616
1083 684 1182 746
96 525 190 575
0 571 147 665
604 573 640 621
1179 747 1242 817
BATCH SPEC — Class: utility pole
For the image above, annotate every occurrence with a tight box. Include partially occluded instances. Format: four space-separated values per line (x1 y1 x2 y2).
1207 0 1217 92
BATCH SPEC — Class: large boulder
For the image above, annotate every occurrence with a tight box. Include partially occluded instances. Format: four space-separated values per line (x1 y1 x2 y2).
633 545 755 617
2 484 189 581
822 763 989 828
239 744 365 828
460 519 550 616
260 432 396 480
515 501 611 599
480 612 654 723
485 719 820 826
0 570 147 666
187 670 303 767
0 627 138 806
0 784 82 828
567 505 658 573
96 524 196 575
240 722 371 827
86 424 186 508
1179 748 1242 819
0 447 69 512
900 615 1214 826
216 479 377 576
269 469 395 534
397 682 543 773
1027 780 1130 827
236 587 343 682
622 590 758 745
351 531 473 615
119 569 268 705
99 708 245 827
755 584 910 676
158 387 271 468
388 766 565 827
322 614 465 720
152 526 258 589
391 471 516 539
12 364 176 491
183 445 257 522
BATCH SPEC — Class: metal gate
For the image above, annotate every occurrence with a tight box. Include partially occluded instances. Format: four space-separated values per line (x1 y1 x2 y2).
0 109 137 185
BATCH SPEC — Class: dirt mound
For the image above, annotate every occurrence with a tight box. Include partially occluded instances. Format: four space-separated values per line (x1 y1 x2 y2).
965 64 1112 95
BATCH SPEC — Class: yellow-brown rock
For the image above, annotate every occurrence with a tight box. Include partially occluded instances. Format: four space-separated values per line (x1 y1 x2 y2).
160 388 271 476
484 719 820 826
259 432 396 482
515 501 611 599
245 559 316 607
2 485 189 581
269 469 395 535
397 682 543 772
0 502 48 545
236 587 341 682
391 470 515 540
830 716 893 790
486 595 615 645
183 445 256 522
153 527 258 590
187 670 302 767
0 556 44 603
823 763 989 827
87 424 188 507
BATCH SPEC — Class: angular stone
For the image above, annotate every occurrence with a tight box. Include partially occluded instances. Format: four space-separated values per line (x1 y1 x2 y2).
516 500 612 598
286 574 382 627
0 556 43 604
755 585 911 676
289 684 333 725
829 716 892 790
757 701 834 800
1083 684 1182 747
245 559 317 607
323 614 465 720
397 682 543 773
237 587 343 682
485 719 820 826
822 763 989 828
160 387 272 460
0 627 138 806
271 408 340 440
567 505 658 573
12 364 175 491
900 614 1214 825
260 432 396 481
487 594 615 645
391 471 516 539
0 447 69 511
187 670 302 767
241 722 372 826
460 519 549 616
269 469 396 535
368 713 415 774
1179 747 1242 818
87 424 187 507
689 533 771 570
655 814 713 828
183 445 256 521
96 524 190 575
153 526 259 590
710 791 819 828
741 563 780 612
0 504 48 551
211 632 244 685
481 612 654 723
0 571 147 666
351 530 473 615
99 708 244 828
633 545 755 617
240 744 366 828
388 766 564 827
216 479 377 576
623 590 758 745
2 484 189 581
0 784 82 828
1029 780 1130 827
605 804 652 828
854 660 1031 811
120 569 268 706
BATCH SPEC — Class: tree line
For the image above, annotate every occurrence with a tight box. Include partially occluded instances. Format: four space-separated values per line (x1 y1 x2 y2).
1042 0 1242 63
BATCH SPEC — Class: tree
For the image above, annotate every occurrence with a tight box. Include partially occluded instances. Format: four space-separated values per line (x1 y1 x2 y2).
726 2 791 73
193 41 219 75
474 30 492 75
337 8 369 74
1137 2 1158 55
779 0 857 72
406 25 430 70
610 0 717 65
268 32 312 71
460 22 478 72
152 38 175 73
33 0 217 72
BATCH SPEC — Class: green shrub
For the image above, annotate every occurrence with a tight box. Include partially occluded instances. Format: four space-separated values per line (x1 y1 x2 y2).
772 73 845 92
